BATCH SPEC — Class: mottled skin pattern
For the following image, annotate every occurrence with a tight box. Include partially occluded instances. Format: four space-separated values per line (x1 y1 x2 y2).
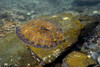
16 19 65 48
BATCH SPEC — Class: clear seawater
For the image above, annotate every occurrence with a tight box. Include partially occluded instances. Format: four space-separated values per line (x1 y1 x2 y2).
0 0 100 67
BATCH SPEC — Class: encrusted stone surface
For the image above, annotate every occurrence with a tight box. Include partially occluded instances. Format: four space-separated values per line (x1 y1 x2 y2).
28 13 84 64
62 51 97 67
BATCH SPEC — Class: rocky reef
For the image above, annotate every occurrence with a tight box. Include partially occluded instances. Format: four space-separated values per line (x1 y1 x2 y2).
1 0 100 67
0 12 100 67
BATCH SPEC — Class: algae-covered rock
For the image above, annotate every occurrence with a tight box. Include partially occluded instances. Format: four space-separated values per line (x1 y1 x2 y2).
27 13 84 64
0 12 98 66
62 51 97 67
0 33 43 67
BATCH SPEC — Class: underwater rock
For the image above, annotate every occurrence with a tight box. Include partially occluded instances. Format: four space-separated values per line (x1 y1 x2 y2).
28 13 100 65
17 13 98 65
0 12 98 66
77 15 100 38
0 9 30 22
62 51 97 67
80 23 100 64
0 33 43 67
23 13 84 64
0 19 19 37
1 19 19 30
